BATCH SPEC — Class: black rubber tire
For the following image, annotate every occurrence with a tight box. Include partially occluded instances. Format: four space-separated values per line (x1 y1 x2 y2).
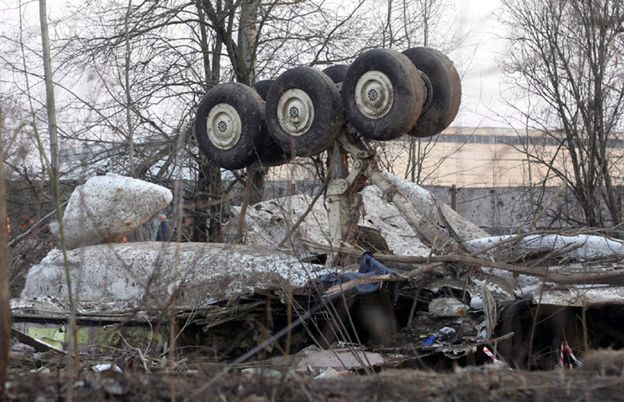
254 79 274 100
342 48 425 141
266 67 344 157
323 65 349 85
402 47 461 137
251 79 290 166
195 83 267 170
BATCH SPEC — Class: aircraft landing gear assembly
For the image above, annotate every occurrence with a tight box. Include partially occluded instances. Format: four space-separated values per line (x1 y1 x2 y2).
194 46 461 263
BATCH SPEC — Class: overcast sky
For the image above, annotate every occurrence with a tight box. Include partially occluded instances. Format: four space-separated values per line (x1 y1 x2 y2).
1 0 516 129
450 0 516 128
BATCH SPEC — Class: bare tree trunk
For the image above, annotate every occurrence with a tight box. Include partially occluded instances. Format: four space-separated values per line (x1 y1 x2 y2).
39 0 59 200
39 2 79 398
502 0 624 228
193 1 223 242
124 0 134 176
238 0 265 204
384 0 394 47
407 0 431 184
0 106 11 398
247 163 266 205
237 0 259 85
192 156 224 242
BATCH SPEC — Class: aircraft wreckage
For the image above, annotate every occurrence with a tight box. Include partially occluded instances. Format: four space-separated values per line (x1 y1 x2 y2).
11 46 624 371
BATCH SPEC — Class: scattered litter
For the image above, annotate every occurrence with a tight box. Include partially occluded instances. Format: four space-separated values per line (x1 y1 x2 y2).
428 297 469 317
11 328 65 354
559 340 583 368
483 346 501 364
100 378 126 396
294 347 386 373
314 367 352 379
420 327 457 346
320 252 398 295
91 364 123 373
11 170 624 378
482 346 509 370
438 327 456 338
241 368 285 378
469 295 484 310
420 335 437 346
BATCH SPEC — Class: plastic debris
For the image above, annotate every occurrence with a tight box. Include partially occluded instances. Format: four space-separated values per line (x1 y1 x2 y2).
320 252 396 295
314 367 352 379
421 335 437 346
559 340 583 368
428 297 469 317
91 364 123 373
294 347 385 373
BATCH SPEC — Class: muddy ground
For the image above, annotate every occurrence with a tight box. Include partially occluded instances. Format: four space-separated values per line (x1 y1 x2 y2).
5 348 624 401
5 361 624 401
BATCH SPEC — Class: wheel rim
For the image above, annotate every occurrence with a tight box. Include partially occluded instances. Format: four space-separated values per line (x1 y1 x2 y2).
277 89 314 136
354 70 394 120
419 70 434 114
206 103 242 150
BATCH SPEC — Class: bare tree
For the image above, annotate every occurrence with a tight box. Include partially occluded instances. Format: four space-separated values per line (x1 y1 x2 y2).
0 103 11 399
124 0 135 177
502 0 624 227
370 0 466 185
48 0 370 239
39 0 60 200
39 2 80 397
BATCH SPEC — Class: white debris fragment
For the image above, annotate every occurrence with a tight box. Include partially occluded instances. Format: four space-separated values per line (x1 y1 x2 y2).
536 286 624 306
428 297 469 317
57 173 172 249
469 295 484 310
91 364 123 373
466 234 624 261
380 171 490 241
20 242 333 309
359 186 431 256
295 348 385 373
314 367 351 379
231 174 492 257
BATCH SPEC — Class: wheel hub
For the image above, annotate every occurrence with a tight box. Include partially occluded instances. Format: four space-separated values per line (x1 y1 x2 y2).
206 103 242 150
354 71 394 119
277 89 314 136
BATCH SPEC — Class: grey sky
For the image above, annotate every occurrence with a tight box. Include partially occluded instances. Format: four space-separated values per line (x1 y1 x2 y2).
1 0 515 129
450 0 515 128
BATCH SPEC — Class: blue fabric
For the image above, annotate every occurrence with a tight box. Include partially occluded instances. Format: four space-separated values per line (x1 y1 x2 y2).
420 335 437 346
320 252 395 294
156 221 170 241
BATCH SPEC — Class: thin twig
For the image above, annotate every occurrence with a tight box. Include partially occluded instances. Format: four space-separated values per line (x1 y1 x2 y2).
8 200 69 247
277 180 328 248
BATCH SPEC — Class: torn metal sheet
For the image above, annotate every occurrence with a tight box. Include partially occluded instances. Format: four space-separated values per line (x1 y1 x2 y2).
11 321 165 351
466 234 624 261
11 328 65 354
537 286 624 307
475 261 624 306
229 181 468 257
294 347 386 373
379 171 489 241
